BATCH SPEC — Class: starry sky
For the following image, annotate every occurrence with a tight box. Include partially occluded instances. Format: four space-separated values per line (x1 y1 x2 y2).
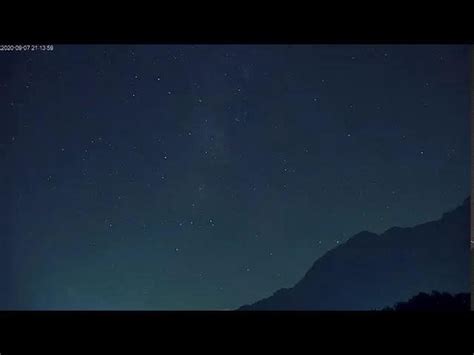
1 45 470 310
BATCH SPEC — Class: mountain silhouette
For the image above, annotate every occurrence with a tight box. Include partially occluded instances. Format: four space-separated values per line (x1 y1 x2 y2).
381 291 470 311
239 198 470 310
471 247 474 310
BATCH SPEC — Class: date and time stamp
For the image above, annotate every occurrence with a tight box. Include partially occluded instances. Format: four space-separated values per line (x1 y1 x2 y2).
0 44 54 52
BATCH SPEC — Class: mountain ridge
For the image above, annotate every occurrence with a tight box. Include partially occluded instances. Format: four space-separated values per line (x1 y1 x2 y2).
239 197 470 310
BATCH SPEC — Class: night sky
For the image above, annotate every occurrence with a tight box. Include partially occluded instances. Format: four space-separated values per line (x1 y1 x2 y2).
1 45 470 310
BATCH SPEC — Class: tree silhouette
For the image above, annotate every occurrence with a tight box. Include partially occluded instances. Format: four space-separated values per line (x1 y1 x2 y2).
382 291 470 311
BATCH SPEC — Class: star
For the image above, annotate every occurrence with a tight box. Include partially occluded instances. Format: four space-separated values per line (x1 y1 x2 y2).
4 44 467 311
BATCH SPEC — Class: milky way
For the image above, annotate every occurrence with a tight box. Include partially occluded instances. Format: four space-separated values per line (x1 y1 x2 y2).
1 45 470 309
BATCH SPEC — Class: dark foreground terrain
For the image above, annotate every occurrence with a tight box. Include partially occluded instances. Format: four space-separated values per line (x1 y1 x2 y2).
240 198 470 310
